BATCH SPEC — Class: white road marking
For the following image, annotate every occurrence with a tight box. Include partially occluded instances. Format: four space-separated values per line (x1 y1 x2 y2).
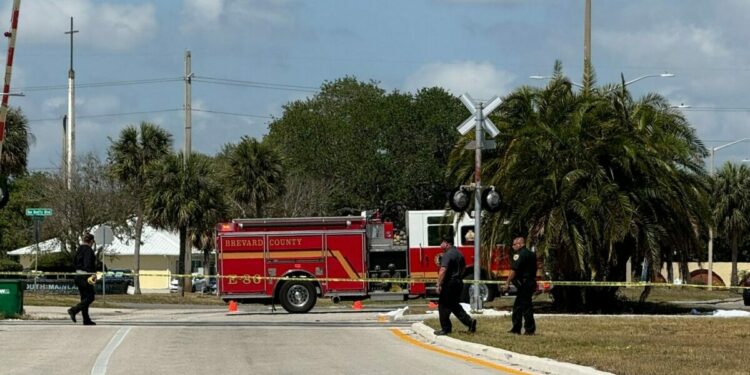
91 327 131 375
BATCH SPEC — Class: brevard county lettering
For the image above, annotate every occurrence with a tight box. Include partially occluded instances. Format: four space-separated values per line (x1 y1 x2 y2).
225 238 304 248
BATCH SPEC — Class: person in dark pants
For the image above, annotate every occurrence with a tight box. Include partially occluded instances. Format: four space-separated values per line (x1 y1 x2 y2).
434 236 477 336
68 233 97 326
504 237 537 335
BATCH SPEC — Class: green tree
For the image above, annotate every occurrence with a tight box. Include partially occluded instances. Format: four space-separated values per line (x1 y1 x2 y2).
0 108 33 213
146 152 226 295
0 173 45 256
0 108 32 177
712 162 750 286
218 136 285 218
448 63 709 311
108 122 172 294
42 154 132 257
266 77 464 223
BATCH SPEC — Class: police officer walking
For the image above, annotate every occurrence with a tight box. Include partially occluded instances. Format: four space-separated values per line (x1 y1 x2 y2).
434 236 477 336
68 233 97 325
504 237 536 335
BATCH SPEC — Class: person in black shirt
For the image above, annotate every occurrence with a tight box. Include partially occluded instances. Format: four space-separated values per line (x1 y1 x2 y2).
434 236 477 336
504 237 537 335
68 233 97 325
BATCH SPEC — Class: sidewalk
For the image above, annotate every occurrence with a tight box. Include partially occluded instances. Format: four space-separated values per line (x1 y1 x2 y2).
21 305 226 322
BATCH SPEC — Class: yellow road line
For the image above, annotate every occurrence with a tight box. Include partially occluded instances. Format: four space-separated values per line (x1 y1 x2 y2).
389 328 532 375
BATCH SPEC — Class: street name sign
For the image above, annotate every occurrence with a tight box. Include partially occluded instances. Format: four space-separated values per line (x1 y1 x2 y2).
25 208 53 217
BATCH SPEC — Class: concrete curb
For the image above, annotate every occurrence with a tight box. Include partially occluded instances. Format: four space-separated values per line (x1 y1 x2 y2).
410 322 614 375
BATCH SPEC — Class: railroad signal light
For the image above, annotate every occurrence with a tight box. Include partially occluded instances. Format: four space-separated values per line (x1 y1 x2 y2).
448 187 471 212
481 187 502 213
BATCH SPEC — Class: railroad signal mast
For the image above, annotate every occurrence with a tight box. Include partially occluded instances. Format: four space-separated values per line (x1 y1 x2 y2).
0 0 21 209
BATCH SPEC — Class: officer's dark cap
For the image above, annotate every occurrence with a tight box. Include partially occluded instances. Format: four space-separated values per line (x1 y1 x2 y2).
442 236 454 245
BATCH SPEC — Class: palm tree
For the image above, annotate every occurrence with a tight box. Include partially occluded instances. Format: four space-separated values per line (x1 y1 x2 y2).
447 63 709 311
0 108 32 177
218 137 284 217
108 122 172 294
712 162 750 286
146 152 226 295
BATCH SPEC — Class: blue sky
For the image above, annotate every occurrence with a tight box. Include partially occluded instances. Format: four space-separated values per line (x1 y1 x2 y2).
3 0 750 171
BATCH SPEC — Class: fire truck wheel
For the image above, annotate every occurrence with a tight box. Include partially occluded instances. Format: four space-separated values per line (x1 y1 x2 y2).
280 281 317 313
460 275 495 303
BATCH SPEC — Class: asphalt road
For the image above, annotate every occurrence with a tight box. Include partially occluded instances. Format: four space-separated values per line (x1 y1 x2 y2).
0 306 517 375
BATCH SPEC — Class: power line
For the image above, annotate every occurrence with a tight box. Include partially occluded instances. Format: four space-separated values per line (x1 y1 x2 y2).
681 107 750 112
192 108 273 119
193 76 318 93
16 76 319 94
28 108 274 123
17 77 183 92
28 108 182 122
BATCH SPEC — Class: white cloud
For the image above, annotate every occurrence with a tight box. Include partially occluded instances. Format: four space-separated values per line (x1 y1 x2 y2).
404 61 515 99
433 0 522 4
597 24 730 65
42 96 67 113
77 94 121 116
180 0 293 34
4 0 157 51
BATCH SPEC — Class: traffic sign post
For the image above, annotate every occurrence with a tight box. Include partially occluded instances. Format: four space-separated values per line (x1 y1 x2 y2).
25 208 53 274
456 93 501 312
94 225 114 297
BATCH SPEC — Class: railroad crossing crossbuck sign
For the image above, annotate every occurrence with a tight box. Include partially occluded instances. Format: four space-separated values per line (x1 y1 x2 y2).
456 93 502 138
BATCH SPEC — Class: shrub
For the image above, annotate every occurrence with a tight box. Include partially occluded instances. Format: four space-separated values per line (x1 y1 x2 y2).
36 252 74 274
0 258 23 279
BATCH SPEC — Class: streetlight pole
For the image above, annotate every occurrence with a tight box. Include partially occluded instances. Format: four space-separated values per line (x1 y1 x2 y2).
708 138 750 289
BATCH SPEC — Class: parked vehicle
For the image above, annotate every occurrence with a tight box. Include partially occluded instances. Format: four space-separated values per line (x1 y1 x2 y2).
103 268 134 286
216 210 549 313
170 274 217 294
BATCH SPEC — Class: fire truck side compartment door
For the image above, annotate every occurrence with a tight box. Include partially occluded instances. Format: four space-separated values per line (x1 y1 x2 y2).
218 234 267 295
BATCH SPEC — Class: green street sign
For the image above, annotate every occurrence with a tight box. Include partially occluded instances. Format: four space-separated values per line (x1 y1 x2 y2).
25 208 53 217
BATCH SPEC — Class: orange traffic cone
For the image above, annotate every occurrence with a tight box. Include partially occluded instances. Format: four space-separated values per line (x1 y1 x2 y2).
228 300 238 313
428 301 438 309
352 300 363 310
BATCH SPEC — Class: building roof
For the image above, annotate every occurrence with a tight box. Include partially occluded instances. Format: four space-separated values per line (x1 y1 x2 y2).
8 224 201 256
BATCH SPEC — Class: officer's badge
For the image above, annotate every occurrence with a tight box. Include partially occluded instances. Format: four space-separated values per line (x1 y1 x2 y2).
513 254 520 261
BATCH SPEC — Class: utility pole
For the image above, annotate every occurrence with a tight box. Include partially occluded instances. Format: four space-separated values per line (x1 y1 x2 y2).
184 50 192 161
181 50 192 296
61 115 67 176
0 0 21 173
64 17 78 190
583 0 591 79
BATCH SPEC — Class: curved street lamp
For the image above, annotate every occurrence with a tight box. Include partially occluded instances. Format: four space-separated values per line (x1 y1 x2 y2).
623 73 674 86
529 72 674 91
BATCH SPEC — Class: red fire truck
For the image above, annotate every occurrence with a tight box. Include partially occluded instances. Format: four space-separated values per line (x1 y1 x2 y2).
216 210 546 313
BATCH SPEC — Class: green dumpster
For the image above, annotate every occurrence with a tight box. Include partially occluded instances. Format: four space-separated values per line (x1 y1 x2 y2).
0 280 24 317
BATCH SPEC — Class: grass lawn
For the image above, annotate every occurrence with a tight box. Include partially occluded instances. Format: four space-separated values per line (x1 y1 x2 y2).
425 316 749 375
23 292 226 308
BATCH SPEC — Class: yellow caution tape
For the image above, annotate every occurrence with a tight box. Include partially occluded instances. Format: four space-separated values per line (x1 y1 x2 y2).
1 271 748 290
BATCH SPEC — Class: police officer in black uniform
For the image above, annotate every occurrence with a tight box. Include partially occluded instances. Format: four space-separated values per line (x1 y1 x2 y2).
434 236 477 336
504 237 536 335
68 233 97 325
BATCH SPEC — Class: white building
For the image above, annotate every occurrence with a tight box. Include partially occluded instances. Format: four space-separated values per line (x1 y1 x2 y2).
8 224 207 291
